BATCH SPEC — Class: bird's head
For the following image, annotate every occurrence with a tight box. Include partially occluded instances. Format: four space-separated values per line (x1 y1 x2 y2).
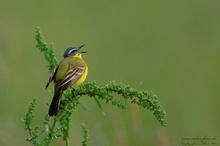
63 44 87 58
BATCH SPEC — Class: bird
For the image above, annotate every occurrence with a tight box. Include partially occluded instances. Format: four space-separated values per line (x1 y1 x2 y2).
45 44 88 116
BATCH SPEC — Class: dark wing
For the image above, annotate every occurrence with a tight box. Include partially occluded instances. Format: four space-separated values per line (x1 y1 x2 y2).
59 66 85 91
45 66 59 89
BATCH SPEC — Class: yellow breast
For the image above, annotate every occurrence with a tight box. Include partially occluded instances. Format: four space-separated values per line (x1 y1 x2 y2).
55 53 88 88
73 63 88 87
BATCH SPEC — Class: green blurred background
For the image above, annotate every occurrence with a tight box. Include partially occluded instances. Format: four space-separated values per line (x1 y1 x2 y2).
0 0 220 145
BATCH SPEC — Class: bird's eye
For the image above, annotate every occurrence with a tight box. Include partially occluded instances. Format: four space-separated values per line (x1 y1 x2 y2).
69 49 77 54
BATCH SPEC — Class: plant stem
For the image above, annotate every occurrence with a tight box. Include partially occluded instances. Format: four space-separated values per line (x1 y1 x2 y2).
65 117 71 146
66 138 70 146
46 119 57 146
27 127 33 137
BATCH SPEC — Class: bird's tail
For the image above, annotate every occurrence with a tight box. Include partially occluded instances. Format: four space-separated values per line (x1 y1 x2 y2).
48 92 61 116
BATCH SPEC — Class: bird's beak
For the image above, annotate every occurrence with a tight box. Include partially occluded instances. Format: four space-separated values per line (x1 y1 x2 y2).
78 44 85 50
78 44 87 53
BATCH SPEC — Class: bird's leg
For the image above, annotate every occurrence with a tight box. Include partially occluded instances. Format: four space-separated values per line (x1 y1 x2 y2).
70 87 76 98
59 92 65 112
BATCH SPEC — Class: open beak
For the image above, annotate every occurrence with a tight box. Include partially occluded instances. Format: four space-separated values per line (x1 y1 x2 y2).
78 44 87 53
79 44 85 49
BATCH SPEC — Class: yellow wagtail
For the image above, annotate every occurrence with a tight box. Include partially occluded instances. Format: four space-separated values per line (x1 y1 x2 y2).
46 44 88 116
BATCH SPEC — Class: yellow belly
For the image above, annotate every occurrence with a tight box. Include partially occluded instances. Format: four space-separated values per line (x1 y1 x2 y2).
72 63 88 87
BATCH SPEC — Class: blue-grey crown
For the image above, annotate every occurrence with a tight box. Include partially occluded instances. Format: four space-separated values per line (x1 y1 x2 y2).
63 47 78 58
